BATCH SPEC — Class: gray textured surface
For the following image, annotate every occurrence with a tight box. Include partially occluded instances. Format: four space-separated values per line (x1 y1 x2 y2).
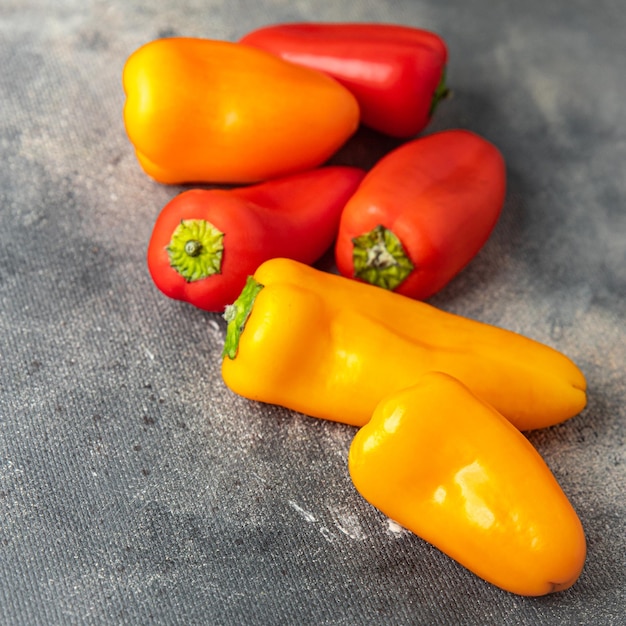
1 1 625 624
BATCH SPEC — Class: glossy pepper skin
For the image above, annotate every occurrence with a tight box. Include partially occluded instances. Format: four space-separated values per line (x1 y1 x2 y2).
349 372 587 596
147 167 365 312
122 37 360 184
240 23 448 138
335 129 506 300
221 258 586 431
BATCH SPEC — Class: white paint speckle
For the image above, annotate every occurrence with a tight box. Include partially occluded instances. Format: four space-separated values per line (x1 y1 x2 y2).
288 500 317 523
328 506 366 540
319 526 337 543
387 519 407 536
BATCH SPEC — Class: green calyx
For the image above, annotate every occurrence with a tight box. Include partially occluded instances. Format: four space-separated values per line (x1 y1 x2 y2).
429 66 449 117
222 276 264 360
167 219 224 282
352 224 414 291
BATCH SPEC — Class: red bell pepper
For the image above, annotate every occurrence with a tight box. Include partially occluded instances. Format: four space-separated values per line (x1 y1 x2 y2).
335 129 506 300
240 22 448 138
147 166 365 312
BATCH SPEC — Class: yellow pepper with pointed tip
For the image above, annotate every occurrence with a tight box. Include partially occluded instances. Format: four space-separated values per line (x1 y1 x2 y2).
221 258 587 431
348 371 587 595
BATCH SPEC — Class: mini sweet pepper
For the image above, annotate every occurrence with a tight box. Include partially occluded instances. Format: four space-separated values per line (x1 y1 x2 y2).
147 166 365 312
122 37 360 184
221 258 586 431
349 372 587 596
335 129 506 300
240 22 448 137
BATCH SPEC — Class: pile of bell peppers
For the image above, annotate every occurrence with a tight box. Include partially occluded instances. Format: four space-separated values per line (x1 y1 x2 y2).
122 23 588 596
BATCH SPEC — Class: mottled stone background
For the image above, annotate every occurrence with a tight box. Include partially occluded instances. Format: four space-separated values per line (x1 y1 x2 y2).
1 1 624 624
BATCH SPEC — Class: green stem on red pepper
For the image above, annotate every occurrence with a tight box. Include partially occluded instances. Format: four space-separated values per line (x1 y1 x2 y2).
166 219 224 282
352 224 414 291
429 67 449 117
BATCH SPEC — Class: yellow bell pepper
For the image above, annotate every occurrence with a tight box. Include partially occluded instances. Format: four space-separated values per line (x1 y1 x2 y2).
221 258 587 431
348 372 587 595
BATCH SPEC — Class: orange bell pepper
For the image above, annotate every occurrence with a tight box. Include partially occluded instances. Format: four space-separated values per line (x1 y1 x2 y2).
221 258 586 431
349 372 587 596
122 37 360 184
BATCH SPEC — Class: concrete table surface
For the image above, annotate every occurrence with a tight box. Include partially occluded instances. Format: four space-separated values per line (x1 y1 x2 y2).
1 1 624 624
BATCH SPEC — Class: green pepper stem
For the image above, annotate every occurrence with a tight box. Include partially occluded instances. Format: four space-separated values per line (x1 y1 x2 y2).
184 239 203 257
429 66 450 117
167 219 224 282
222 276 264 360
352 224 414 290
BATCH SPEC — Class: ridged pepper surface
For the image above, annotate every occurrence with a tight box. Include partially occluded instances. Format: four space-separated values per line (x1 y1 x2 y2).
221 258 586 431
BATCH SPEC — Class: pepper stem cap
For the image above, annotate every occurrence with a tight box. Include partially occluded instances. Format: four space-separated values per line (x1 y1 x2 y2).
352 224 414 290
222 276 264 360
167 219 224 282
